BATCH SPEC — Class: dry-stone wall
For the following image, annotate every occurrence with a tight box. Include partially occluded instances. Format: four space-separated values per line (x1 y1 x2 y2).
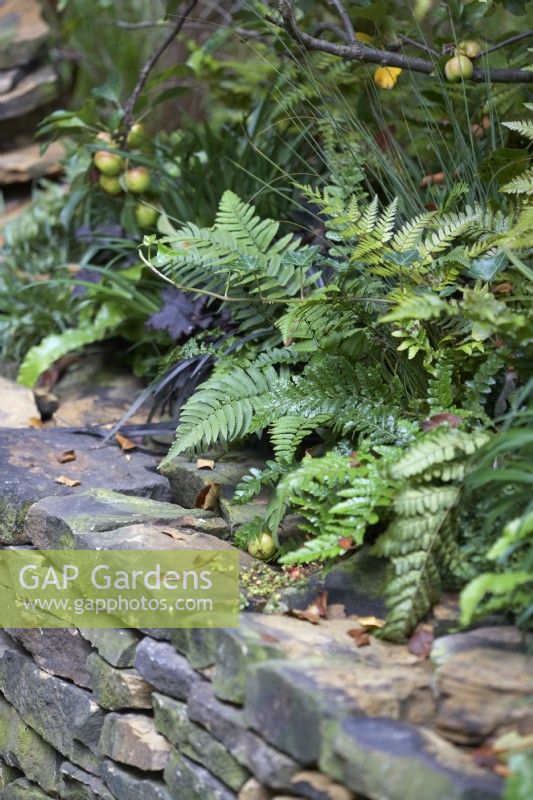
0 426 531 800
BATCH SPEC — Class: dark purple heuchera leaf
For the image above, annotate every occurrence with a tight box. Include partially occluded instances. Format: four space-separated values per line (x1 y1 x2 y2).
147 288 215 340
71 267 102 298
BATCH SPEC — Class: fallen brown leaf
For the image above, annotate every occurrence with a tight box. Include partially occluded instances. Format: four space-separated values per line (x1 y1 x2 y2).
55 475 81 488
57 450 76 464
493 282 513 295
347 628 371 647
196 458 215 470
353 615 386 628
115 433 137 451
338 536 353 550
290 591 328 625
420 171 445 188
159 527 187 541
28 416 44 429
408 624 434 659
423 412 462 432
195 482 221 510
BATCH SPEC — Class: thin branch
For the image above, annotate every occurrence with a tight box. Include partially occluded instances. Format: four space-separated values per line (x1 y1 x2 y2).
327 0 356 44
275 1 533 83
119 0 198 143
312 22 350 42
475 30 533 58
397 34 438 58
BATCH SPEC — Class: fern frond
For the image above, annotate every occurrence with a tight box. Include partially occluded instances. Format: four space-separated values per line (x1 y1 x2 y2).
502 119 533 141
269 413 332 463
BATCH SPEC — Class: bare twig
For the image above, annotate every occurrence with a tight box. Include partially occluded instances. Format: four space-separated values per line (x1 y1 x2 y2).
327 0 356 44
397 34 438 58
274 1 533 83
475 30 533 59
312 22 350 42
119 0 198 144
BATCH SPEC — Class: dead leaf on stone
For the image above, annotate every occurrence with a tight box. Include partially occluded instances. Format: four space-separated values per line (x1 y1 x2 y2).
260 632 280 643
408 624 434 659
472 743 510 777
353 615 386 628
347 628 371 647
290 591 328 625
56 449 76 464
195 482 220 510
28 416 44 428
159 527 187 541
55 475 81 488
196 458 215 470
326 603 346 620
115 432 137 451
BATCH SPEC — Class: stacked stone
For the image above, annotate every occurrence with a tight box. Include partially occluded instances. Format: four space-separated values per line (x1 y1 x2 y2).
0 424 531 799
0 0 62 184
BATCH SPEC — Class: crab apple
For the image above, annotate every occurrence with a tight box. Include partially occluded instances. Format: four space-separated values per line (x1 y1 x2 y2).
458 40 481 58
127 123 146 148
125 166 151 193
99 174 121 195
445 55 473 81
247 531 277 560
134 202 159 228
93 150 124 176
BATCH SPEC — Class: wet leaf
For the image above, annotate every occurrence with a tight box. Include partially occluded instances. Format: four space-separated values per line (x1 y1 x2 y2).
423 412 462 431
408 624 434 659
55 475 81 487
338 536 353 550
347 628 371 647
290 591 328 625
115 432 137 451
353 615 386 628
195 482 220 510
57 450 76 464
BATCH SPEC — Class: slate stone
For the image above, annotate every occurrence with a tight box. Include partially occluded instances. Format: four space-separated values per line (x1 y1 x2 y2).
0 755 20 789
0 693 61 794
163 748 237 800
23 488 219 549
160 451 266 511
212 614 358 704
58 763 114 800
188 681 298 790
1 778 54 800
101 760 173 800
288 771 354 800
153 693 249 791
319 716 503 800
0 377 37 427
237 780 270 800
5 629 93 688
135 637 201 700
244 657 434 764
86 652 152 710
0 427 171 544
78 628 140 668
434 645 533 745
0 634 105 766
171 627 219 669
100 714 170 771
0 1 50 68
431 626 533 667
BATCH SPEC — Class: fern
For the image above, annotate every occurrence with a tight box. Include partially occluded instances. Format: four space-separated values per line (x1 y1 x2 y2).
373 428 490 641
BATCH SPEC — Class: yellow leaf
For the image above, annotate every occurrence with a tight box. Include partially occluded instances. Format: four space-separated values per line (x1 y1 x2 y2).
355 31 373 44
55 475 81 488
374 66 402 89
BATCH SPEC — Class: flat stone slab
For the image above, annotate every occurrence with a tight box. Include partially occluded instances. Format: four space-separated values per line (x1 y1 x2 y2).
319 716 503 800
135 637 201 701
0 755 20 789
79 628 140 668
434 642 533 745
5 629 93 687
1 778 54 800
244 657 434 764
101 760 173 800
164 748 237 800
0 377 37 426
0 693 61 794
100 713 171 772
0 428 172 543
0 141 65 185
188 681 299 791
59 763 113 800
0 64 58 120
0 0 50 68
86 652 152 711
23 488 224 549
0 633 105 770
